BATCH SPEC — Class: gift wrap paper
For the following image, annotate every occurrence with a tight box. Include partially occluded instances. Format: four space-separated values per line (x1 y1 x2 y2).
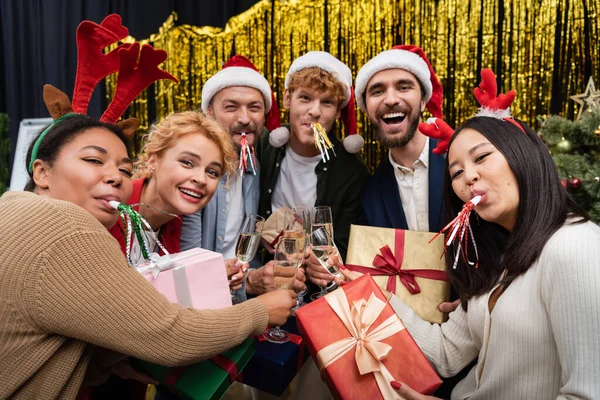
346 225 449 324
135 338 255 400
243 317 307 396
138 248 232 310
296 275 442 399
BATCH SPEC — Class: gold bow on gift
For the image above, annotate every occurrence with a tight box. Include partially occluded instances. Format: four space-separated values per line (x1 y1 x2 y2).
316 289 406 400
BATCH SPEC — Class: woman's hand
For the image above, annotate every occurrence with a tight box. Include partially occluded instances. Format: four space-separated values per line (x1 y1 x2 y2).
257 289 297 326
390 381 442 400
225 259 247 291
333 265 364 286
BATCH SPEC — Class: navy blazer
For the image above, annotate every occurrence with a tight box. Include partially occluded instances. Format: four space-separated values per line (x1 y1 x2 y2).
359 139 446 232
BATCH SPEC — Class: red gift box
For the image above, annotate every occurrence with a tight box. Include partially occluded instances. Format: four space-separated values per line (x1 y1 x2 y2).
296 275 441 399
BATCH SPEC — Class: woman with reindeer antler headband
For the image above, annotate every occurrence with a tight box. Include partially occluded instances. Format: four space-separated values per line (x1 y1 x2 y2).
0 15 296 400
338 69 600 399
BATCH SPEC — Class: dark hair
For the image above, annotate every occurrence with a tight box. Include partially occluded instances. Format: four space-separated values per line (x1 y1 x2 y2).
443 117 588 307
25 114 132 191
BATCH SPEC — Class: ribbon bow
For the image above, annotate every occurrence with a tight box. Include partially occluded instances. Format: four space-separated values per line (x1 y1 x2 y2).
137 253 176 278
316 289 404 399
347 230 448 294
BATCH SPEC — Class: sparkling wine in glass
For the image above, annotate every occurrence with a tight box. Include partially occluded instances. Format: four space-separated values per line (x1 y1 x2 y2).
309 226 341 301
312 206 334 241
235 231 261 262
232 214 265 301
263 238 303 344
287 207 310 311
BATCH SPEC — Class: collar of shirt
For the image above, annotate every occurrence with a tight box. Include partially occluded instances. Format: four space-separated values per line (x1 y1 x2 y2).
388 137 430 176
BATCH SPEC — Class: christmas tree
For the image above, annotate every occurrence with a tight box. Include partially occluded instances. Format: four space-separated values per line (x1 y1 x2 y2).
538 106 600 222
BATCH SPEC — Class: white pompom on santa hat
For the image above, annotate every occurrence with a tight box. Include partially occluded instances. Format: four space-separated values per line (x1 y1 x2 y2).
201 55 282 131
269 51 363 153
354 44 444 119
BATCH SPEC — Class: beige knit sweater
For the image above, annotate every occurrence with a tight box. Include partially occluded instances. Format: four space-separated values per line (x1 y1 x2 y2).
0 191 269 399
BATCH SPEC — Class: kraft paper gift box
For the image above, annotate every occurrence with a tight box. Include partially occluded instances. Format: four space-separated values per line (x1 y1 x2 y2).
261 206 304 247
134 337 255 400
136 247 232 309
296 275 442 399
346 224 450 324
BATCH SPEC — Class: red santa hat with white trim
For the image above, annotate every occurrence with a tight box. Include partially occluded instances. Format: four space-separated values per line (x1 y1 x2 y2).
201 55 281 131
269 51 363 153
355 44 443 119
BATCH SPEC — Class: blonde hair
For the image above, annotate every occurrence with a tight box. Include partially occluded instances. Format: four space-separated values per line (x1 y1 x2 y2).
134 110 236 179
287 67 347 108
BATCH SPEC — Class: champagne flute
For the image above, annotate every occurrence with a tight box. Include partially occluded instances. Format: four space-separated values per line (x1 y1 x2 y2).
312 206 334 241
308 226 342 301
232 214 265 302
288 207 310 310
263 238 303 343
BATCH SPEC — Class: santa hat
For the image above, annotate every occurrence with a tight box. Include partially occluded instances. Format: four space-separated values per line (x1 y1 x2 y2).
355 45 443 119
269 51 363 153
201 55 281 131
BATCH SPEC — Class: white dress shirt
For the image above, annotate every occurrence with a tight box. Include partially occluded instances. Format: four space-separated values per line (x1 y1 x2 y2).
389 138 430 231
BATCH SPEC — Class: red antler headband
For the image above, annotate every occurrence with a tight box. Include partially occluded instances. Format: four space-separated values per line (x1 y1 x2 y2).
417 68 525 157
473 68 525 133
29 15 178 174
418 117 454 154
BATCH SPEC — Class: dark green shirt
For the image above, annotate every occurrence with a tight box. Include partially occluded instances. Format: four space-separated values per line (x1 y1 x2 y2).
257 126 370 260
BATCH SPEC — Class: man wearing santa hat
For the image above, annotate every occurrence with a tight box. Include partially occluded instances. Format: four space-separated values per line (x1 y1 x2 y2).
354 45 446 233
353 45 469 398
257 51 370 264
180 55 305 303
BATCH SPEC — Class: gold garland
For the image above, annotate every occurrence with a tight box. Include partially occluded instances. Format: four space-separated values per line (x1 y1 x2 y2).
106 0 600 170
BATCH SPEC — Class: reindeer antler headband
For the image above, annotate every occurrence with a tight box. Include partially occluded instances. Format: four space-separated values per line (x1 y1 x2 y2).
418 68 524 156
29 14 178 173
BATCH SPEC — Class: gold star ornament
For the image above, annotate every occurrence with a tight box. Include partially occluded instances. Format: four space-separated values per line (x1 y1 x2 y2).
571 77 600 120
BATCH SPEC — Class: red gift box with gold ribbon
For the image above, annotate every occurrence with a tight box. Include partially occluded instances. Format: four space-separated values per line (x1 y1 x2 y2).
295 275 442 399
346 224 450 324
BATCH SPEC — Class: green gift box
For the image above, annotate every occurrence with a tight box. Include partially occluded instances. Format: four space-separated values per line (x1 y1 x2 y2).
134 338 255 400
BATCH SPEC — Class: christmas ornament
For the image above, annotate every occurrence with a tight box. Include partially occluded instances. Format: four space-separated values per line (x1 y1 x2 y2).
570 77 600 121
594 125 600 139
567 177 582 191
430 195 482 269
561 179 567 189
555 138 573 153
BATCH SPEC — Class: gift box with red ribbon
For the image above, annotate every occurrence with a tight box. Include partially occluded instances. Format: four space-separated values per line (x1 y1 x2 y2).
346 224 450 324
242 317 308 396
133 337 255 400
296 275 442 399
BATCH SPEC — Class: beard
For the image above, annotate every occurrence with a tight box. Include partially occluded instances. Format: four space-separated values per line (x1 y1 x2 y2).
374 108 421 148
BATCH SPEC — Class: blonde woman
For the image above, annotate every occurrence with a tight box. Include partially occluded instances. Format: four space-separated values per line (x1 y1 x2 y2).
109 110 237 259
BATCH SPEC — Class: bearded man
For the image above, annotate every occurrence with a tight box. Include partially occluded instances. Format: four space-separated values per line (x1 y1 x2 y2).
355 45 445 232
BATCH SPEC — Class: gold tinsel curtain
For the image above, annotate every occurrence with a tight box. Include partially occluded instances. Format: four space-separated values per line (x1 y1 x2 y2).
107 0 600 171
